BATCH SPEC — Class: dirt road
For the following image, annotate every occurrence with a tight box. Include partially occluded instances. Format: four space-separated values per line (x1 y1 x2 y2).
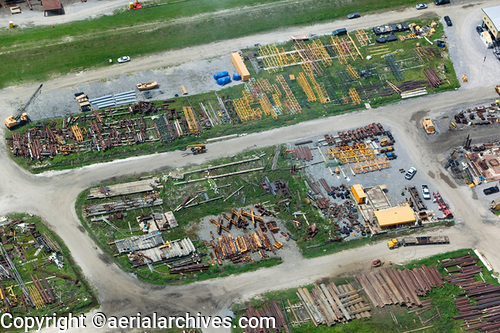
1 1 500 332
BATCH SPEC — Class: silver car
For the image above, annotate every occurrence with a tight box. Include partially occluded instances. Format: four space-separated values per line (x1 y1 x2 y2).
117 56 131 63
421 185 431 200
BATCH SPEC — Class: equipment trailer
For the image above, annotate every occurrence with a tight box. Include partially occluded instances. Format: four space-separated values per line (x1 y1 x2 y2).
388 236 449 249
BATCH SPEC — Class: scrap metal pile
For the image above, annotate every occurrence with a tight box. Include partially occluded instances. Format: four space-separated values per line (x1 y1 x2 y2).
7 99 213 161
356 265 444 308
453 103 500 127
0 217 78 314
306 178 367 240
443 254 500 332
205 207 285 265
85 194 163 217
446 139 500 184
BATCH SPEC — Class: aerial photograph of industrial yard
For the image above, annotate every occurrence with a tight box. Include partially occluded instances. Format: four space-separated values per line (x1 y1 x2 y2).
1 0 500 332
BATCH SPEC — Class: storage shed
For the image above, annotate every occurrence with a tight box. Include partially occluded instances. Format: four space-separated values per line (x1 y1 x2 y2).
351 184 366 204
41 0 63 16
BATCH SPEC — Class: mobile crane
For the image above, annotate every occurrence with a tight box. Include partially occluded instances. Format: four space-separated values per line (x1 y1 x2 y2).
4 83 43 129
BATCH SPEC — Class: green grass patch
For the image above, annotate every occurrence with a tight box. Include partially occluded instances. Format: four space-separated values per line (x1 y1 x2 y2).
3 0 440 87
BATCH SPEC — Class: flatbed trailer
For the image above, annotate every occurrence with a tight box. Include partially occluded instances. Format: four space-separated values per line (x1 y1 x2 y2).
401 236 449 246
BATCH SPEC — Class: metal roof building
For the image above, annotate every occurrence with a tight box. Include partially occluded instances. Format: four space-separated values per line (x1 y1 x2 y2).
482 5 500 40
374 205 416 230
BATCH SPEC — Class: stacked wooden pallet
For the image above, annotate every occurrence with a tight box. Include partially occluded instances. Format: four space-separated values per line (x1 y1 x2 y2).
356 265 443 308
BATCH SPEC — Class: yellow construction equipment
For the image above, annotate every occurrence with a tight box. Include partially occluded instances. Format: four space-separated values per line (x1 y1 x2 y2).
186 144 206 155
387 238 399 249
422 118 435 134
5 83 43 129
159 241 171 249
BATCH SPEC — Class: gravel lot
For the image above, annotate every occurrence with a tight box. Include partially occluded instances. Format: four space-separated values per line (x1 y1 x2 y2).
23 55 243 121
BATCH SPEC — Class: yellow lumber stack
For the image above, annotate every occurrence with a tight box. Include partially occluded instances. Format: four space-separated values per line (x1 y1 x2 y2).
182 106 200 134
242 89 256 104
28 285 45 310
257 78 273 93
259 94 278 119
347 34 363 59
347 64 359 79
307 72 330 104
331 36 348 65
272 84 282 97
258 44 284 73
349 88 361 105
312 39 332 67
272 94 282 108
297 72 317 102
233 98 253 122
327 143 375 162
71 125 83 142
276 75 302 114
355 29 370 46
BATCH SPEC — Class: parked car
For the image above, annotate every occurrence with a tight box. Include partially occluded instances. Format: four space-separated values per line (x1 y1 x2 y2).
416 4 428 9
483 186 500 195
435 0 450 5
347 12 361 19
405 167 417 180
444 16 453 26
117 56 131 63
332 28 348 36
476 25 484 34
421 185 431 200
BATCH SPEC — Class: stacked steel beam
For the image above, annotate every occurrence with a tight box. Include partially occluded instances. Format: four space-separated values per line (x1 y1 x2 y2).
245 300 290 333
356 265 443 308
423 68 442 88
444 254 500 331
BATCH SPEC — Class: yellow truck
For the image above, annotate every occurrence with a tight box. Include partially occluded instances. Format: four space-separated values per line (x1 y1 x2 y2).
388 236 449 249
422 118 435 134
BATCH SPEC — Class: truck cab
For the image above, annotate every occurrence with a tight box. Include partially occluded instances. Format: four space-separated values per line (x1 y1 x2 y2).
387 239 399 249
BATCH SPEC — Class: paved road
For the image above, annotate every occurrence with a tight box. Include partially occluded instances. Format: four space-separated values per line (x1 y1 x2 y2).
1 1 500 332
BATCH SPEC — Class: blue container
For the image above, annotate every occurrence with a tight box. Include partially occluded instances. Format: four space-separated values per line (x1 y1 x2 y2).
216 76 231 86
233 73 242 81
213 71 229 80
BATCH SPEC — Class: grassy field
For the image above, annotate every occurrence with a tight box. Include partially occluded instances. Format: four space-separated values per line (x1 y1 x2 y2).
231 249 499 333
3 0 432 87
0 213 97 326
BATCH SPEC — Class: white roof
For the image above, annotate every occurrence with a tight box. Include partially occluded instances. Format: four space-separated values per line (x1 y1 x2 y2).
483 6 500 30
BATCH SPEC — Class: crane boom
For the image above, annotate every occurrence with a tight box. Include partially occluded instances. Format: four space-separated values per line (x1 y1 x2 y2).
16 83 43 119
5 83 43 129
